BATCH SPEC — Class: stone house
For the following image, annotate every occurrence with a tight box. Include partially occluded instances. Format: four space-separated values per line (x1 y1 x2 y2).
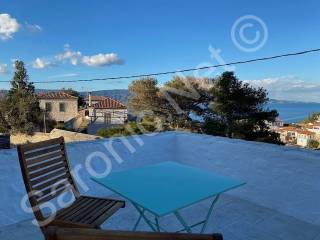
38 92 78 122
84 95 108 106
86 96 127 125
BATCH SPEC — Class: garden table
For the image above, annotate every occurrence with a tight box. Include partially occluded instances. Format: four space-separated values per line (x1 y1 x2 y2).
92 161 245 233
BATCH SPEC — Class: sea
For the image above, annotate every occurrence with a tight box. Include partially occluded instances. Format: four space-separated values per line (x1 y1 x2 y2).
267 101 320 123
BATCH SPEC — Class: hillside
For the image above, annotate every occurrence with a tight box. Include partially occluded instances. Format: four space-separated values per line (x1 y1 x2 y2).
0 89 131 104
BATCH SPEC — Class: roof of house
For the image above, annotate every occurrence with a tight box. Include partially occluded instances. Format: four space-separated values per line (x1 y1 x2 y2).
91 97 126 109
38 92 78 100
84 95 108 101
278 126 299 132
296 130 315 136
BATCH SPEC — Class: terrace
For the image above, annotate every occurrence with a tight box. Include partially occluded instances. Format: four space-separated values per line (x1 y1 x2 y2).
0 131 320 240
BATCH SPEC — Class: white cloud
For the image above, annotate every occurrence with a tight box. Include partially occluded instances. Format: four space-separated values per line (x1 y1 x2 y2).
32 58 53 69
55 44 82 65
34 44 124 69
25 22 42 33
245 76 320 102
0 13 20 40
82 53 122 67
0 64 8 74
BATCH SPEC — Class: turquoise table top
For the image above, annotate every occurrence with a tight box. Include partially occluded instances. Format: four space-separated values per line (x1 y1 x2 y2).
92 161 245 216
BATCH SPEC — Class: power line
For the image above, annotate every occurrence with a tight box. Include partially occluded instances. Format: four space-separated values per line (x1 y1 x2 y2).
1 48 320 84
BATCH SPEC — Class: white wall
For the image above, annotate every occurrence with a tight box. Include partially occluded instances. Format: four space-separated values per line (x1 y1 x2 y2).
174 132 320 226
1 131 320 228
39 99 78 122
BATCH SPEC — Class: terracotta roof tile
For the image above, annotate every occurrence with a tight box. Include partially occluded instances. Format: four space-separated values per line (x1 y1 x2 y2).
297 130 315 136
92 97 126 109
84 95 108 101
38 92 78 99
279 126 299 131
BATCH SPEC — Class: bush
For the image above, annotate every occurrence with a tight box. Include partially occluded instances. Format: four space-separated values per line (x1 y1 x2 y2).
55 122 66 130
202 119 226 136
39 119 57 133
307 139 319 149
96 121 158 138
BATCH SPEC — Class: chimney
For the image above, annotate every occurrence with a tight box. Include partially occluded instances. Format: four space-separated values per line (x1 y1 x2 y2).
88 92 92 107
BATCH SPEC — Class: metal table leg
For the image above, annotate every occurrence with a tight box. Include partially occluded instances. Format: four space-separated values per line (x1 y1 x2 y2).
174 211 192 233
131 202 157 232
201 194 220 233
174 194 220 233
132 194 221 233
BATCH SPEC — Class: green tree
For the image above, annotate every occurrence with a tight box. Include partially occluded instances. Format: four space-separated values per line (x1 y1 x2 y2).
128 78 168 117
162 76 212 128
5 60 40 134
128 76 213 129
307 139 319 149
0 98 10 133
302 112 320 124
205 71 279 143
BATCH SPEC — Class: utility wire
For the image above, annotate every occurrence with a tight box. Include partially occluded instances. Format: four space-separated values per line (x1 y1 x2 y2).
1 48 320 84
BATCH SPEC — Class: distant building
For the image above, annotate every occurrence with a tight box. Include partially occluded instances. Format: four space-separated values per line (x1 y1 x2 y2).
268 117 284 130
38 92 78 122
84 95 108 106
305 122 320 134
277 126 300 144
84 93 127 125
296 130 315 147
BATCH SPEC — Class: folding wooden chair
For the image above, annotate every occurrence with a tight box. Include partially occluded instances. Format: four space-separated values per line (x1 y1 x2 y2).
17 137 125 237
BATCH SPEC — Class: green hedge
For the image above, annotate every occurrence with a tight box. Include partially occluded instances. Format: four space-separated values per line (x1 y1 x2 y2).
96 122 157 138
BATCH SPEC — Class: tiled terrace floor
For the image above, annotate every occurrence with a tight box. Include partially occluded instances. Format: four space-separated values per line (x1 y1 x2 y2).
1 193 320 240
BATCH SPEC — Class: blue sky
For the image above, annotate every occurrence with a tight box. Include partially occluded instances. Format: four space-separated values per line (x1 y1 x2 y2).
0 0 320 101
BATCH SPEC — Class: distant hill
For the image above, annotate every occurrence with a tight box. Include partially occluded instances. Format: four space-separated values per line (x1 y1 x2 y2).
0 89 318 106
268 99 320 104
0 89 131 104
82 89 130 104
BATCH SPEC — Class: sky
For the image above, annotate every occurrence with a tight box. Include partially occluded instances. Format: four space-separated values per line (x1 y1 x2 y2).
0 0 320 101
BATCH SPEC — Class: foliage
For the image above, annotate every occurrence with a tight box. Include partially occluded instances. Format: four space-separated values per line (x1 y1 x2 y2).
162 76 212 128
204 72 279 143
128 76 212 129
306 139 319 149
38 117 57 133
61 88 85 107
128 71 280 144
2 61 40 134
302 112 320 124
96 121 158 138
0 99 10 133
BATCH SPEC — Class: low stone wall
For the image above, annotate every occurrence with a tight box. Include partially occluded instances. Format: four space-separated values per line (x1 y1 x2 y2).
10 129 102 145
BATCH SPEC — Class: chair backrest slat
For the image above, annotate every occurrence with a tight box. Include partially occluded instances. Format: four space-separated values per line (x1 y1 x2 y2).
37 182 73 204
17 137 79 223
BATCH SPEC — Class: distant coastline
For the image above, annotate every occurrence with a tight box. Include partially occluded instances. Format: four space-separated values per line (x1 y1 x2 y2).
268 100 320 123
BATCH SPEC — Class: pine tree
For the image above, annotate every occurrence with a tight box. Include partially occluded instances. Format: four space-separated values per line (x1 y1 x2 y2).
6 60 40 134
204 71 280 143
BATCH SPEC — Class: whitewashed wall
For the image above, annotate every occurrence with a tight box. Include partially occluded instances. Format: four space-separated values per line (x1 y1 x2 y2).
1 131 320 228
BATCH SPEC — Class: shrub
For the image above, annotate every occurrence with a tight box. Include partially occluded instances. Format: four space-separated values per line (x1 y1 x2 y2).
96 121 158 138
307 139 319 149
